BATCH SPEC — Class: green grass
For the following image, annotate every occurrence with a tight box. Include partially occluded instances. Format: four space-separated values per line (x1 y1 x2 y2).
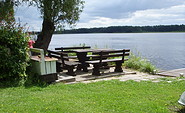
0 80 184 113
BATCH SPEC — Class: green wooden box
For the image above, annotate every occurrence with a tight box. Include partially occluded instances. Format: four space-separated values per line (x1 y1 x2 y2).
30 48 58 83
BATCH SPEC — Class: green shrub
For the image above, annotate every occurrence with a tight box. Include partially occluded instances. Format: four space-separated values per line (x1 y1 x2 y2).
0 24 29 79
124 53 157 74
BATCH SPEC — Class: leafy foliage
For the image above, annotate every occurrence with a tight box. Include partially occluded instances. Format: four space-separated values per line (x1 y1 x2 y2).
0 0 30 81
124 53 157 74
25 0 84 29
0 24 29 79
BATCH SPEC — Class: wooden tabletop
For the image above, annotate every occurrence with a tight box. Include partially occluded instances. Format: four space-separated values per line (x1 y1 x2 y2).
72 49 114 53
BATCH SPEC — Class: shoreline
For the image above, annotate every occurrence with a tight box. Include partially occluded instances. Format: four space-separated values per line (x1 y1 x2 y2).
54 32 185 34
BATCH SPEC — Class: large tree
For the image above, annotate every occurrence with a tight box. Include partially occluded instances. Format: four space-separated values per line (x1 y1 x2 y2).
0 0 15 23
27 0 84 52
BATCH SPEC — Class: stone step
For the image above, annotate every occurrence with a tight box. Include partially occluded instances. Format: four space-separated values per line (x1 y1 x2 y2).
157 68 185 77
55 75 76 83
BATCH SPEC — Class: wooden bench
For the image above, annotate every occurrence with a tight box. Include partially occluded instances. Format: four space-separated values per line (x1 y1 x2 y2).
55 46 91 59
47 50 80 76
30 48 58 83
85 49 130 75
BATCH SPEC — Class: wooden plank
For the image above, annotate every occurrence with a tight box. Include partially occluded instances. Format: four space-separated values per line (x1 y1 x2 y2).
40 60 46 75
31 56 57 62
45 61 50 74
86 58 128 64
30 48 43 53
50 61 57 73
55 46 91 50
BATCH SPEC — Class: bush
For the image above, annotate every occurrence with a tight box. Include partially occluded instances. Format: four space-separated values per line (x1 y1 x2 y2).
124 53 157 74
0 24 29 79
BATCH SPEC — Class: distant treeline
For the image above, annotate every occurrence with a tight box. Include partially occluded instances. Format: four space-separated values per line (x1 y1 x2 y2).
55 25 185 34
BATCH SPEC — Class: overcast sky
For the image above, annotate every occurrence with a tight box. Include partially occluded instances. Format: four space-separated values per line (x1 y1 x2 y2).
15 0 185 31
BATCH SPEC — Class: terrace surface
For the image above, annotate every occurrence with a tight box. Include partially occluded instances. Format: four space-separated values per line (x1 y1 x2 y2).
55 66 185 84
158 68 185 77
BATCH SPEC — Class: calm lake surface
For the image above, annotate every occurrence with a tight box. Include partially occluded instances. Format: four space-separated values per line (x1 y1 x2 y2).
49 33 185 71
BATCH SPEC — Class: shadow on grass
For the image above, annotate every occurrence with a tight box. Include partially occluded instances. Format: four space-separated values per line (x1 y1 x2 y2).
23 65 49 88
0 74 49 89
0 77 23 88
0 64 49 88
176 106 185 113
24 73 49 88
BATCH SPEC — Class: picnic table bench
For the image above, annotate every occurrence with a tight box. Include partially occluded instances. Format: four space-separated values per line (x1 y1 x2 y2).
72 48 114 72
55 46 91 59
85 49 130 75
47 50 80 76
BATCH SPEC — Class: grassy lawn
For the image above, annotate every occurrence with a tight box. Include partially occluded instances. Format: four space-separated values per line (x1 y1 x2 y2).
0 80 185 113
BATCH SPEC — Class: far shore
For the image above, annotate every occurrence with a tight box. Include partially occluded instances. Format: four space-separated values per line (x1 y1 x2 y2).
54 31 185 34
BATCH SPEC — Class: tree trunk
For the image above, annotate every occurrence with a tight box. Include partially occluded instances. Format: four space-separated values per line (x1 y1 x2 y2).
34 18 55 53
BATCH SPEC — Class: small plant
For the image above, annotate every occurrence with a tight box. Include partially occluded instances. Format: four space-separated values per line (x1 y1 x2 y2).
124 53 157 74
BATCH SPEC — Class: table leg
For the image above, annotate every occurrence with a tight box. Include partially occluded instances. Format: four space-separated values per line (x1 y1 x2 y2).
77 52 88 72
115 62 123 72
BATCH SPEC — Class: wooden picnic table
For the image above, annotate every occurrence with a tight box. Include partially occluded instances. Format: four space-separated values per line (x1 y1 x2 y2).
72 48 114 72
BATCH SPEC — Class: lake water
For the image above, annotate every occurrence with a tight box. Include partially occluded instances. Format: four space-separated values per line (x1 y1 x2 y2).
49 33 185 71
